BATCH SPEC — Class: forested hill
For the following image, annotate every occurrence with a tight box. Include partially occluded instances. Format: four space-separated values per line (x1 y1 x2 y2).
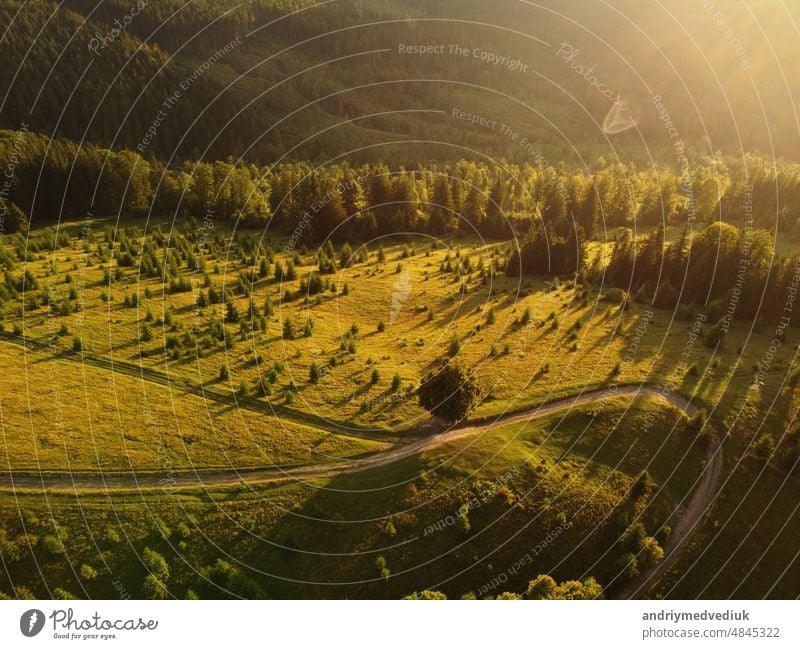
1 0 799 165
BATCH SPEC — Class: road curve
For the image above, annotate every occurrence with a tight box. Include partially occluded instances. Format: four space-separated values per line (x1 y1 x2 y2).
618 427 723 599
0 383 700 492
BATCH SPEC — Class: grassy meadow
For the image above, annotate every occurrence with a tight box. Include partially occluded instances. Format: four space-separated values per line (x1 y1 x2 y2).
1 217 790 439
1 217 799 599
0 339 386 473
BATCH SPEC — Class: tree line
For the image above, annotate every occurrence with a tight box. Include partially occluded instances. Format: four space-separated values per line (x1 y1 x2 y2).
4 129 799 238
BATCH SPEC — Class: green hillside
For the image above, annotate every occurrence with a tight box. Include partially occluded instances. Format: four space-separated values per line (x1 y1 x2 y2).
2 0 799 163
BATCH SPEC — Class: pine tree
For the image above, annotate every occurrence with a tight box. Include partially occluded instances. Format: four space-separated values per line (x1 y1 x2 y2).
339 241 354 268
263 294 273 318
464 185 487 230
283 319 295 340
485 177 506 236
225 301 239 323
448 333 460 357
430 175 457 234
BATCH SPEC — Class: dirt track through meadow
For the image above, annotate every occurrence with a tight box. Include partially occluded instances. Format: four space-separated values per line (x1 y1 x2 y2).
0 384 721 600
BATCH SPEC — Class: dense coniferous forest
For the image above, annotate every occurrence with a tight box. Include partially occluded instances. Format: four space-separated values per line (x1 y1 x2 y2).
2 0 799 163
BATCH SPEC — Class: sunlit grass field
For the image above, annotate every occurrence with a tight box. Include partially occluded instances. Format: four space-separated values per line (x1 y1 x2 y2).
1 217 790 447
0 340 386 472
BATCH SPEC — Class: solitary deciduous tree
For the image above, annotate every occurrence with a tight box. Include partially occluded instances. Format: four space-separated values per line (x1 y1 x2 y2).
418 362 480 423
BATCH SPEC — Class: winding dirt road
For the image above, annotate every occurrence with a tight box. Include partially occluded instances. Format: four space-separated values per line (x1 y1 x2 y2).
0 383 706 491
0 377 722 598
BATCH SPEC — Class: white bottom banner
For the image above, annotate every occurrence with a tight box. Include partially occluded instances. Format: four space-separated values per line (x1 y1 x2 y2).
0 600 796 648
